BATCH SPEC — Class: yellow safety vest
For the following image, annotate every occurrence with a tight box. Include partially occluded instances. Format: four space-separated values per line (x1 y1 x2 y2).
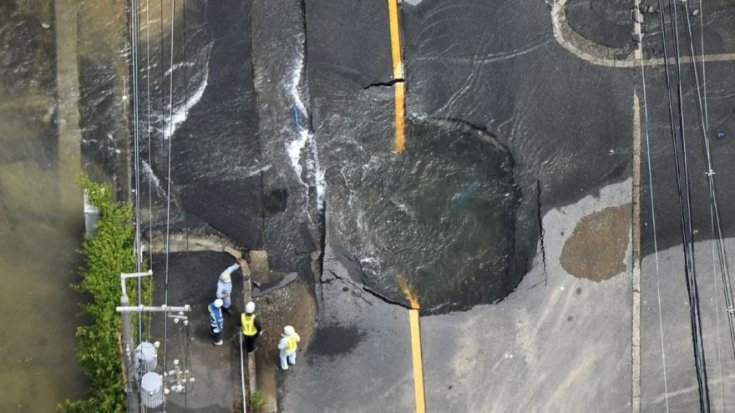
241 314 257 336
285 336 298 353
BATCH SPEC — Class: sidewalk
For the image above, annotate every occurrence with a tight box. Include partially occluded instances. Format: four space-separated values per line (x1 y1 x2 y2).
151 251 243 412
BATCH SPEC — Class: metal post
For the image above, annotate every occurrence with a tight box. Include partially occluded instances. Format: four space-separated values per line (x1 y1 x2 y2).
118 270 150 413
121 292 138 413
117 305 191 313
117 270 194 410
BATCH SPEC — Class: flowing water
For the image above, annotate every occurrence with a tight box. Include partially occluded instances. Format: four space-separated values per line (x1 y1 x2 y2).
0 4 540 408
0 2 87 411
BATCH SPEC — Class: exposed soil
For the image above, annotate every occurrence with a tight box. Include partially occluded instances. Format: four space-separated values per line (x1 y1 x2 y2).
252 278 317 411
560 204 631 281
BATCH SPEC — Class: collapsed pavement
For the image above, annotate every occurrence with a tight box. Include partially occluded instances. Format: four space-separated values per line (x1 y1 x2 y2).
125 0 735 411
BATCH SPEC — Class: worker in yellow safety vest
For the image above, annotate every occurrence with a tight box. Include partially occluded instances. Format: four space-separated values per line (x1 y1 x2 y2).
278 325 300 370
240 301 262 353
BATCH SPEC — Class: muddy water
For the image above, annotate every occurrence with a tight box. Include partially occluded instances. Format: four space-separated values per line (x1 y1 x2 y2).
0 1 87 411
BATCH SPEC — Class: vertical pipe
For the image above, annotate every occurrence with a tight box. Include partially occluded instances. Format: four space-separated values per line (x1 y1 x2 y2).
120 293 137 413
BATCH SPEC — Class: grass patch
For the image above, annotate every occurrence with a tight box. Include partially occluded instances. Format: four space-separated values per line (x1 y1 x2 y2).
250 390 265 412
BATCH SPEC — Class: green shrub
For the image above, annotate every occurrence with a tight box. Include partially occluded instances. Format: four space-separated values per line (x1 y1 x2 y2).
250 390 265 412
59 177 150 413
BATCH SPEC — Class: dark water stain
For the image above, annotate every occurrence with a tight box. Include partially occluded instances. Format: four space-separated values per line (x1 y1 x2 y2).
264 187 289 214
309 325 365 357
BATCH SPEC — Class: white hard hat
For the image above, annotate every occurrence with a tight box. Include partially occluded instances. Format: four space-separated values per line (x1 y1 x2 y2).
284 325 295 336
214 299 223 308
219 271 231 283
245 301 255 314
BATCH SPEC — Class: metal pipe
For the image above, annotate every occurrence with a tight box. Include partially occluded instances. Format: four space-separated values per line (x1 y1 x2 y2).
117 305 191 313
120 293 137 413
120 270 152 298
240 332 247 413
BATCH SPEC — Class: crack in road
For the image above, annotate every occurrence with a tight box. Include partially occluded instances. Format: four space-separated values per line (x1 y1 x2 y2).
537 178 549 286
362 78 405 90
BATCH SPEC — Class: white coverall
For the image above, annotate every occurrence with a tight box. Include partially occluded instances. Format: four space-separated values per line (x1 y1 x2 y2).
278 332 301 370
216 263 238 310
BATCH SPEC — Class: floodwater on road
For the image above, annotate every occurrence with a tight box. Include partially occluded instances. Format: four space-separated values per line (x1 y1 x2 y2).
0 1 86 411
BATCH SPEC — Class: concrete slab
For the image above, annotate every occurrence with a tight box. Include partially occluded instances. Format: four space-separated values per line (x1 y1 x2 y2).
151 251 247 412
279 277 415 412
641 239 735 412
421 180 633 412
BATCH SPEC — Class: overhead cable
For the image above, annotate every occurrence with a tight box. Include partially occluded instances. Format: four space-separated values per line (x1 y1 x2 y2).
638 27 671 412
665 0 710 409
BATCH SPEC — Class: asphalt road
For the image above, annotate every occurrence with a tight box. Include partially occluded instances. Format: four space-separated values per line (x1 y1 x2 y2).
133 0 735 411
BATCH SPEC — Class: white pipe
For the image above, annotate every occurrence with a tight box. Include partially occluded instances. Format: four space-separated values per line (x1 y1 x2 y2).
120 270 153 298
239 333 247 413
117 305 190 313
121 270 153 278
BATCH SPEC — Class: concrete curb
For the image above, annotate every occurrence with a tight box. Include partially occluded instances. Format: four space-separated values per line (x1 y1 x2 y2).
549 0 735 67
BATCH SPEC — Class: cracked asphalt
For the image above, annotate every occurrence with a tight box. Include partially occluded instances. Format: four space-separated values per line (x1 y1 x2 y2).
121 0 735 411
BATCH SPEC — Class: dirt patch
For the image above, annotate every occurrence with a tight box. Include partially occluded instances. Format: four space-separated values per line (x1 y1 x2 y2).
249 250 270 274
253 278 316 411
560 204 631 281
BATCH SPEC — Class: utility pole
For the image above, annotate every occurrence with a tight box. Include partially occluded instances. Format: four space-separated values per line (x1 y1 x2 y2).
119 270 150 413
117 270 191 412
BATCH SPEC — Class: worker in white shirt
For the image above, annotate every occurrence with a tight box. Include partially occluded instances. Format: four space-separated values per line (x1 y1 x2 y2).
216 258 246 316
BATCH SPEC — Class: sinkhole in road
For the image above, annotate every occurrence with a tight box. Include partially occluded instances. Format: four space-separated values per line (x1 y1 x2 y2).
354 119 521 313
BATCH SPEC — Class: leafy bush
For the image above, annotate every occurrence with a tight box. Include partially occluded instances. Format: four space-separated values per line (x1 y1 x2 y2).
59 177 150 412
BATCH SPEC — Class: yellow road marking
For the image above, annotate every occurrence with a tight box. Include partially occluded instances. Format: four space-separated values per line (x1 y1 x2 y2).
398 277 425 412
387 0 405 152
408 308 426 413
387 0 404 79
394 82 406 152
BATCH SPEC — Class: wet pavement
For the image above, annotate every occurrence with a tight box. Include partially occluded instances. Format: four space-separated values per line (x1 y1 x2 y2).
420 180 634 412
149 252 244 413
640 239 735 412
0 1 88 411
129 0 735 410
281 266 416 412
287 0 735 411
3 0 733 410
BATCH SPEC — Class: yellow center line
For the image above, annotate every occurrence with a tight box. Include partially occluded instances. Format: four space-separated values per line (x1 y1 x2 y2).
387 0 405 153
387 0 404 79
408 308 426 413
394 82 406 152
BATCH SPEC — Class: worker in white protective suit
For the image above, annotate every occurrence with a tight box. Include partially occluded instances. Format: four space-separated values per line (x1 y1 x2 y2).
278 325 300 370
216 258 246 315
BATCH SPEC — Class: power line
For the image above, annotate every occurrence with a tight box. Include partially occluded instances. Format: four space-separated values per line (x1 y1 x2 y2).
145 0 154 343
638 32 670 412
665 0 710 409
681 0 735 359
162 0 176 410
182 2 189 410
697 1 726 409
698 0 710 131
130 0 145 358
144 0 153 344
